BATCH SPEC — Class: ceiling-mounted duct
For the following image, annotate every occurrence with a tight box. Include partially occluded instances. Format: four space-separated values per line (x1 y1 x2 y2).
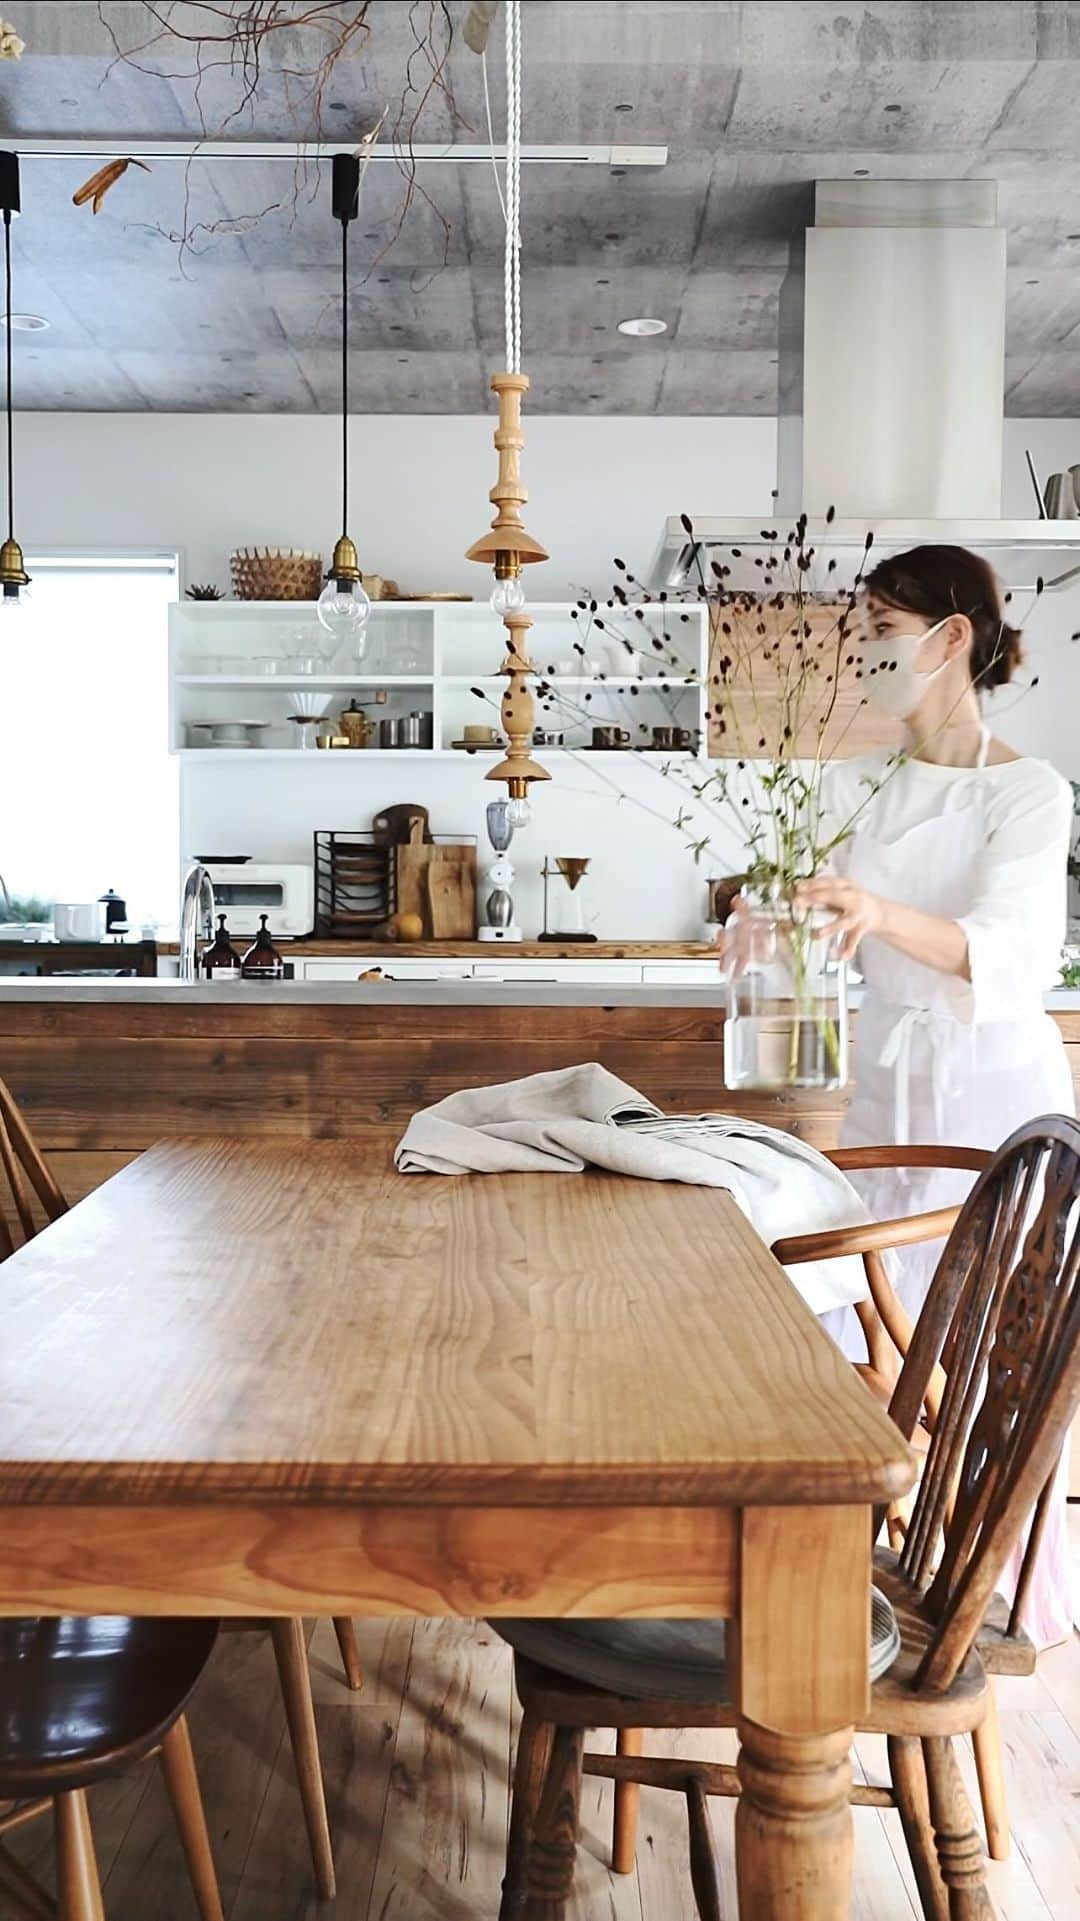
778 180 1005 521
654 179 1080 592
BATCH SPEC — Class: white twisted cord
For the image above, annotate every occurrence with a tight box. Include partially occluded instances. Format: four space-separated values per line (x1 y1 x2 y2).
504 0 522 373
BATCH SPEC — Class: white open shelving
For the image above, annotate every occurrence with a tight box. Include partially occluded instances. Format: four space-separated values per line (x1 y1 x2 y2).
168 599 709 761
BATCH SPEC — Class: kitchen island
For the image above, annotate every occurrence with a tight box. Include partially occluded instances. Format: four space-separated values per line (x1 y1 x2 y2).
2 978 1079 1212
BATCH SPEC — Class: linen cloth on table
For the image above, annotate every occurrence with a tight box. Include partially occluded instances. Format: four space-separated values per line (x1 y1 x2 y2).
395 1061 873 1317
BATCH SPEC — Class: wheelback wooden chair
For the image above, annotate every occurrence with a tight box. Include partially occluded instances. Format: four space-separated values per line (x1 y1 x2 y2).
493 1115 1080 1921
0 1073 365 1905
610 1137 1036 1877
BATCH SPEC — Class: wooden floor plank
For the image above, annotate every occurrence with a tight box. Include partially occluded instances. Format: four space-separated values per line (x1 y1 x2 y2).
5 1605 1079 1918
102 1625 291 1919
363 1619 514 1921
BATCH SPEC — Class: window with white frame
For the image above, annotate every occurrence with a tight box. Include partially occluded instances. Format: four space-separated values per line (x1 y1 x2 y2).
0 554 179 928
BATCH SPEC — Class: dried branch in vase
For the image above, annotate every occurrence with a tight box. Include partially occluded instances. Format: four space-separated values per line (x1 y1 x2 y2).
569 513 1044 911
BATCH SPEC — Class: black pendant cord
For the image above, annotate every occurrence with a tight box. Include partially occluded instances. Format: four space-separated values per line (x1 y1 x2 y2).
4 210 13 544
338 217 345 549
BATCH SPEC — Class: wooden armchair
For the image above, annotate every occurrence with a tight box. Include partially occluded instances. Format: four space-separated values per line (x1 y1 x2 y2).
0 1072 363 1902
609 1141 999 1881
495 1116 1080 1921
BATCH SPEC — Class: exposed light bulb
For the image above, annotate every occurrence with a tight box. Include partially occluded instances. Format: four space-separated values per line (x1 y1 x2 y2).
317 575 370 656
506 794 532 829
490 574 526 616
0 581 27 610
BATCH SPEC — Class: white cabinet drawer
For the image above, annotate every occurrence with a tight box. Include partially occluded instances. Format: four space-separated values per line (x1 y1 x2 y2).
299 958 474 982
299 960 375 981
472 960 644 983
641 960 722 984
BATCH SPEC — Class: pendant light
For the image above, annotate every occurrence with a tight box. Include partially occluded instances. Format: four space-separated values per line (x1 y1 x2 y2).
317 152 369 652
464 0 549 825
0 150 28 610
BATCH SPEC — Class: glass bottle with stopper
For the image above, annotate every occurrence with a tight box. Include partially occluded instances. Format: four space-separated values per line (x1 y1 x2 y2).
201 913 241 980
241 914 285 981
540 858 597 943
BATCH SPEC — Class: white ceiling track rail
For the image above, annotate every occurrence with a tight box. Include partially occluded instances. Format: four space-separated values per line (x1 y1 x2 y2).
15 139 667 169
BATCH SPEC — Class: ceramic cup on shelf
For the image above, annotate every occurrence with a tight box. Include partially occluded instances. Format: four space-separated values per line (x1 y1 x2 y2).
54 902 107 942
591 725 631 750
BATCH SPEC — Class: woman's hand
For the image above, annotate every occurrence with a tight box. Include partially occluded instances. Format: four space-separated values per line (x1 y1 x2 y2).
714 893 753 977
795 875 887 961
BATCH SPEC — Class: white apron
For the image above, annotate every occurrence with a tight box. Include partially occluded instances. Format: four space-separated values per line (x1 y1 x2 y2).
835 732 1075 1645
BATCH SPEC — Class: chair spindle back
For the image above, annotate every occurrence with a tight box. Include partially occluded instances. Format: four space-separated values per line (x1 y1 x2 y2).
885 1116 1080 1695
0 1074 67 1255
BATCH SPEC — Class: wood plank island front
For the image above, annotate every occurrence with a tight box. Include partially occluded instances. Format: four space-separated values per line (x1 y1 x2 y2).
2 980 1079 1209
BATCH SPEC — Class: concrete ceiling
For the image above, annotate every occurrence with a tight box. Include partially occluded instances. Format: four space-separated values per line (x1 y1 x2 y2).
2 1 1080 414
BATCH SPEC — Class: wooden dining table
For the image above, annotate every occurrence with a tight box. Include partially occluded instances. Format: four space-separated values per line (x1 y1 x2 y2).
0 1134 914 1919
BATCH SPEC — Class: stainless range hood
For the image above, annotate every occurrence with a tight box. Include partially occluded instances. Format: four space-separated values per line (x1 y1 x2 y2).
655 180 1080 593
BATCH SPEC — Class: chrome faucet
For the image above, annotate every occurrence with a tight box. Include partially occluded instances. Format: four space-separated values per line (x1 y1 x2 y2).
179 863 215 981
0 872 10 918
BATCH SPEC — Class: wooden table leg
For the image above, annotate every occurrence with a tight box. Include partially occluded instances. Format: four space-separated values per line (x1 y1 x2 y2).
734 1505 871 1920
736 1721 854 1916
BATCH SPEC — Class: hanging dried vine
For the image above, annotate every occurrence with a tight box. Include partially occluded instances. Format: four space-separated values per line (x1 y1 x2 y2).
92 0 465 275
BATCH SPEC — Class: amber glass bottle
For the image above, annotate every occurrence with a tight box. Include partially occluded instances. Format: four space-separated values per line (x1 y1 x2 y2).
241 913 285 981
201 913 242 979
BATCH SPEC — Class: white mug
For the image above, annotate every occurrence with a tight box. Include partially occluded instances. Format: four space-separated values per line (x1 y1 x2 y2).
53 902 106 942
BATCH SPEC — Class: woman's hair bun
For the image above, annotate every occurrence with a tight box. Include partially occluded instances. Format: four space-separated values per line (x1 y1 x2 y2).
863 544 1023 691
980 620 1023 691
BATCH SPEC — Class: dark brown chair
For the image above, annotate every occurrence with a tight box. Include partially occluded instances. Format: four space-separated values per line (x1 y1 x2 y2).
494 1115 1080 1921
773 1141 1036 1867
610 1140 1003 1872
0 1615 221 1921
0 1071 363 1902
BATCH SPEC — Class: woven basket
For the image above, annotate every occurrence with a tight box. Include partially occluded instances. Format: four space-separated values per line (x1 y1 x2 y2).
230 547 323 602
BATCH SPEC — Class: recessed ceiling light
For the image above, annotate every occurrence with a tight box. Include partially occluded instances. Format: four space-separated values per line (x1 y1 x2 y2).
617 316 667 337
853 169 870 177
614 103 634 112
884 103 902 113
1 313 48 331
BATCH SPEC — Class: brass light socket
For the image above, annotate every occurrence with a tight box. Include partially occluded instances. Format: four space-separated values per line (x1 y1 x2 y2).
327 534 361 585
0 535 29 588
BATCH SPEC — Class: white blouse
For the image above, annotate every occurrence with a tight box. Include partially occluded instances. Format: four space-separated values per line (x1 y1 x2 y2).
818 749 1073 1024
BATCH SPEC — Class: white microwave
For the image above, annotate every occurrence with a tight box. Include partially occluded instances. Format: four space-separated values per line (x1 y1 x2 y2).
202 862 314 939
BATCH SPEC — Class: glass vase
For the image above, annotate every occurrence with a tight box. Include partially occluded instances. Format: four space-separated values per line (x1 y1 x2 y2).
724 898 848 1092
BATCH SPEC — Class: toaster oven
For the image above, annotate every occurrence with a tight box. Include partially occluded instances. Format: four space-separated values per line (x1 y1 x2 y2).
202 862 314 939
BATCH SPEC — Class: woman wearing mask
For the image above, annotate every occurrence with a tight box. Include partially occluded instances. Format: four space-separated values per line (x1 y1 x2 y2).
801 542 1074 1644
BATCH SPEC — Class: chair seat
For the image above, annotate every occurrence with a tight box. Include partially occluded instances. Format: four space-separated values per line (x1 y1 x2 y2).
495 1587 900 1705
0 1616 219 1797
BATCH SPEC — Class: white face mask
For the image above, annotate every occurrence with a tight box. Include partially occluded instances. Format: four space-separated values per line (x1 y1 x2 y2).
860 614 951 720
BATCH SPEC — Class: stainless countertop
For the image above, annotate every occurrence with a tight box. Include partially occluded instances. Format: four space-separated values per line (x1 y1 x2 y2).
2 979 1079 1009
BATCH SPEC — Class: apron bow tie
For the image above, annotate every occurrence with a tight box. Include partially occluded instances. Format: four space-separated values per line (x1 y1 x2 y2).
878 1005 975 1147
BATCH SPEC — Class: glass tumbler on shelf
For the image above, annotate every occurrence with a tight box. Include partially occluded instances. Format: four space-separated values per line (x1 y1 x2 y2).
723 896 848 1092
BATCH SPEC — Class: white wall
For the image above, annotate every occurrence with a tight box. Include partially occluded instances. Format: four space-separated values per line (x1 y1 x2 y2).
8 409 1080 938
13 411 777 600
14 412 778 937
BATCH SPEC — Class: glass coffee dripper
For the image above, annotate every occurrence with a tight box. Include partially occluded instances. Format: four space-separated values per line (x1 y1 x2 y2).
541 857 596 942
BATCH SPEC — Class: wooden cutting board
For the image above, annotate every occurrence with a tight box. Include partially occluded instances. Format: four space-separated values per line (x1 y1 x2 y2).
394 825 476 937
427 856 476 940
